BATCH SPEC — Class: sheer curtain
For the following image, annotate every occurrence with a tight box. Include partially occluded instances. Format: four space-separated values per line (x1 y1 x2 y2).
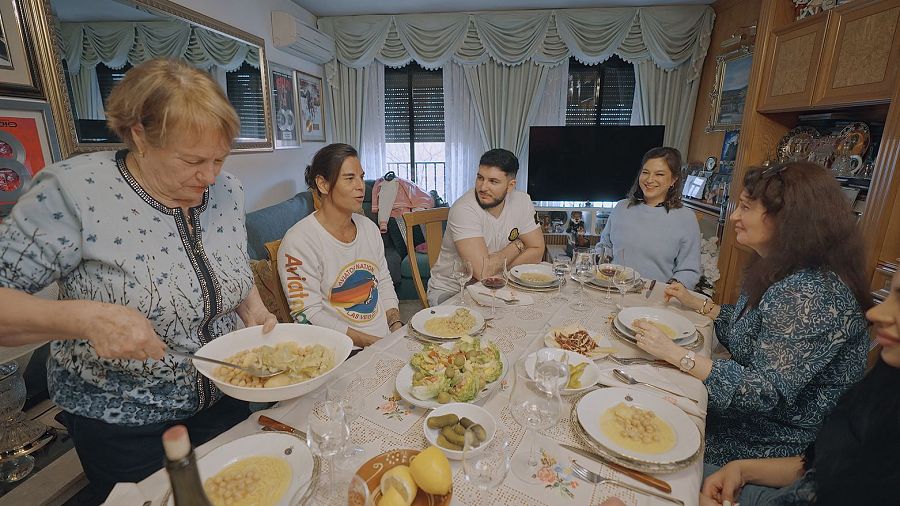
443 61 483 202
630 60 700 156
359 62 386 178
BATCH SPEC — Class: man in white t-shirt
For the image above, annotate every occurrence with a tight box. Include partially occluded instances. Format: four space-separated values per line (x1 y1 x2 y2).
427 149 545 305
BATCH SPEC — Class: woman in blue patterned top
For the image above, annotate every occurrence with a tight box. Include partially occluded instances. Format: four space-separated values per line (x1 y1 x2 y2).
634 162 871 467
0 59 275 503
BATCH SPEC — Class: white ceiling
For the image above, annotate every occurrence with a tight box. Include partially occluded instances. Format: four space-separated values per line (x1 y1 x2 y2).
292 0 713 17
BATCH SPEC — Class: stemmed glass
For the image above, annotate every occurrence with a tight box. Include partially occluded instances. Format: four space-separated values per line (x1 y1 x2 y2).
595 244 616 305
552 257 571 302
508 356 565 483
326 373 366 485
463 427 511 505
613 266 639 309
452 259 473 304
481 256 508 318
306 401 349 499
570 250 595 312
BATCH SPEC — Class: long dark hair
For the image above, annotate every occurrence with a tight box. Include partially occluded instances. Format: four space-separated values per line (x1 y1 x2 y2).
627 146 684 211
305 143 359 198
739 161 872 311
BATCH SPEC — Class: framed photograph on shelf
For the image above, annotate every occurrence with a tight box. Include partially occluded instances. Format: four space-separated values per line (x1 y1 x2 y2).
0 98 60 217
719 130 740 174
706 46 753 132
295 71 325 142
270 63 300 149
0 0 42 98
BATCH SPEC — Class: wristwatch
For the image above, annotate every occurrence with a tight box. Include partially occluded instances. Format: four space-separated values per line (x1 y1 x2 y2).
679 351 696 372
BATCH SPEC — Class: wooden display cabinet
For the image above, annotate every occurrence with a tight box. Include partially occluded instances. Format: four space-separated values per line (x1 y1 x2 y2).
758 14 828 111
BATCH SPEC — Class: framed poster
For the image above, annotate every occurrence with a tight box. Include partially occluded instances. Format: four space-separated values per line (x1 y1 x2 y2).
706 46 753 132
0 98 60 217
295 71 326 142
719 129 740 173
0 0 41 97
270 62 300 149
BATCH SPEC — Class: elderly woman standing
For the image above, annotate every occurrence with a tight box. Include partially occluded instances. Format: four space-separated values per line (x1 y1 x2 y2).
0 58 275 503
634 162 871 466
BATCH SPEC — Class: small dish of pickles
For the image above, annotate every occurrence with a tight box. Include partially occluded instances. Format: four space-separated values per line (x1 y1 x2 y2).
524 348 601 394
423 403 496 460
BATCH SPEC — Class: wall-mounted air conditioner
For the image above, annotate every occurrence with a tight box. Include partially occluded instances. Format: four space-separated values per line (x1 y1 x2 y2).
272 11 335 64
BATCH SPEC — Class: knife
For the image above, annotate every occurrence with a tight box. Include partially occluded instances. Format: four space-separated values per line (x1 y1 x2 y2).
258 414 307 439
645 279 657 299
560 443 672 493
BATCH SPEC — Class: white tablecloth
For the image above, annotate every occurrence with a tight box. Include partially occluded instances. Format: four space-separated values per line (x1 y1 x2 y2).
123 280 715 506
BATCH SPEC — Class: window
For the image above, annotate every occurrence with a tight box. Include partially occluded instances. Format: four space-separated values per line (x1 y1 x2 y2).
225 61 267 140
96 62 132 107
566 55 635 126
384 63 446 196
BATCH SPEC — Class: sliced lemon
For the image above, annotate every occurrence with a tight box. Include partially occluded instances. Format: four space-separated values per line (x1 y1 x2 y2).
377 486 408 506
380 465 417 506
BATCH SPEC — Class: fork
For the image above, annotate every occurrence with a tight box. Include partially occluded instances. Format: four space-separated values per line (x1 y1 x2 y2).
570 460 685 505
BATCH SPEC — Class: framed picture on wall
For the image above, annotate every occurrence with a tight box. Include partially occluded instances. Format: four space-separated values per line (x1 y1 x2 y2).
0 98 61 217
295 71 326 142
270 63 300 149
0 0 42 98
719 129 740 173
706 46 753 132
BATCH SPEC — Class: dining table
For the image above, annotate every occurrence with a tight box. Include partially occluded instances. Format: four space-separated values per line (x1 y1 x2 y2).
116 276 717 506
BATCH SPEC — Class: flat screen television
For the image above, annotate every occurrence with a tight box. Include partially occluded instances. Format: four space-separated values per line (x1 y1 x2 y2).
527 126 665 202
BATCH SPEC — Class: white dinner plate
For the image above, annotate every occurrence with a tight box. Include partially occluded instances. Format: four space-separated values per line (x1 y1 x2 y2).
524 348 601 394
164 432 313 506
509 264 559 287
617 307 694 340
409 305 486 340
576 387 701 465
590 264 641 288
543 324 613 360
613 315 698 347
395 341 509 409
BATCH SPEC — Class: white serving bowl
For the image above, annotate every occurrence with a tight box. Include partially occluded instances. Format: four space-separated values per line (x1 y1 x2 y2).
525 348 601 394
423 403 496 460
193 323 353 402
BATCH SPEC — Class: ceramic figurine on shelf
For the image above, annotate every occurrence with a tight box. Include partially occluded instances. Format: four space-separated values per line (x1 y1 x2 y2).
566 211 584 234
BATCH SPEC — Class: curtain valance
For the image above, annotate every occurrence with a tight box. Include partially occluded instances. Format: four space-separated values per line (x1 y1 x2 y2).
318 6 713 80
61 21 260 74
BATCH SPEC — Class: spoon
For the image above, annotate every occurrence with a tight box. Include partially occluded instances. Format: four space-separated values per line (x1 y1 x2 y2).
168 349 285 379
612 368 697 402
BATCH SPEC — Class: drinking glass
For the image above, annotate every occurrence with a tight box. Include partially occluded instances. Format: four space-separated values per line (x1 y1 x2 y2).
552 257 570 302
346 475 373 506
595 244 615 305
481 256 508 318
508 357 564 483
613 266 639 309
463 427 511 505
452 259 473 304
570 251 595 312
306 401 349 498
326 372 366 482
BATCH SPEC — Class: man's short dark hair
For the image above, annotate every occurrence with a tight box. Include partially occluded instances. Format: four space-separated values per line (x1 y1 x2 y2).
479 148 519 176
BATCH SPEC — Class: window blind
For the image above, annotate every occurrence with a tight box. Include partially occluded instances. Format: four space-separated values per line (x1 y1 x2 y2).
385 63 444 143
226 61 266 140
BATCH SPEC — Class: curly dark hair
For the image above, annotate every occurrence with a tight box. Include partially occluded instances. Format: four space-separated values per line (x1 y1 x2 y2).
305 143 359 197
739 161 872 311
627 146 683 211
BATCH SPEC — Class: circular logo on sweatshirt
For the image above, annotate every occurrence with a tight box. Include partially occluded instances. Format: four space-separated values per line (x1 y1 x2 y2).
330 260 380 323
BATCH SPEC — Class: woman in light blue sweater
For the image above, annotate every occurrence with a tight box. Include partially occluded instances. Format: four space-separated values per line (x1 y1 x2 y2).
599 147 701 287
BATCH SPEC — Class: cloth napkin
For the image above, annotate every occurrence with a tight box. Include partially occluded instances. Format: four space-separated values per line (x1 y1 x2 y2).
596 365 707 418
103 483 152 505
467 283 534 306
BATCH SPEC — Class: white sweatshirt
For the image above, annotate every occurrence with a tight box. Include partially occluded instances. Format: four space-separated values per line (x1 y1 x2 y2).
278 212 399 337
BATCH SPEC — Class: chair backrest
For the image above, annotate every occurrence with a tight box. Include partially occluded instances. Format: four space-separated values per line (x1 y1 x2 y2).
248 239 293 323
402 207 449 308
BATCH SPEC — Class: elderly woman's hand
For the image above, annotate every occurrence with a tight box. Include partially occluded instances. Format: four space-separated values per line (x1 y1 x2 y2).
237 286 277 334
664 282 704 310
633 320 684 365
87 303 167 360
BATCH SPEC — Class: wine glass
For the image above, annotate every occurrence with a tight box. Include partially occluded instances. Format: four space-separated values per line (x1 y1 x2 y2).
595 244 615 305
552 257 570 302
508 356 564 483
306 401 349 498
613 266 639 309
452 259 473 304
533 348 570 392
326 373 366 483
481 256 508 318
463 427 511 505
570 250 595 312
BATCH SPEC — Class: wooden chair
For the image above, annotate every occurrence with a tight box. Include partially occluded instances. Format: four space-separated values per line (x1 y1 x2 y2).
402 207 449 308
248 239 293 323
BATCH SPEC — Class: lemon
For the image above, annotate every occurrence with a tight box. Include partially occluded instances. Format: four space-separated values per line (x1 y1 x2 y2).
379 465 417 506
377 486 408 506
409 446 452 495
